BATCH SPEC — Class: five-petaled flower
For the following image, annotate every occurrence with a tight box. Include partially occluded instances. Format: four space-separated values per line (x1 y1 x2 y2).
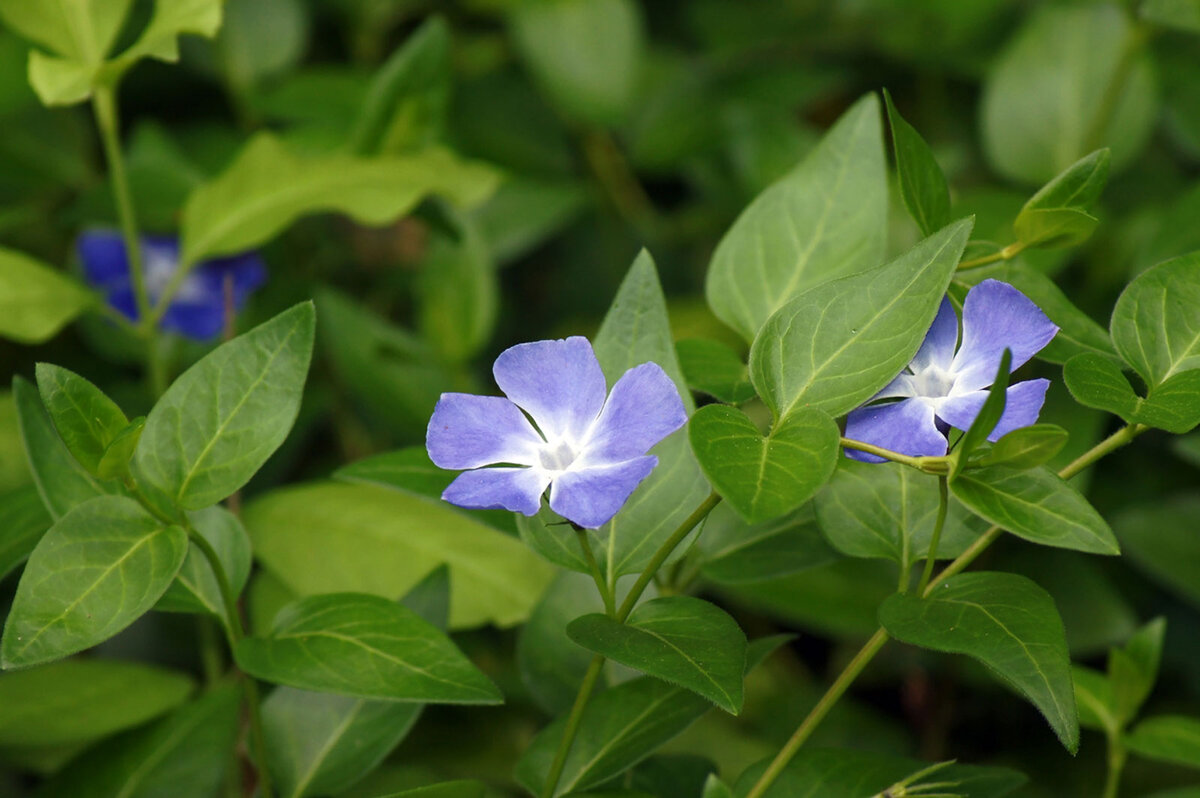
79 230 266 341
845 279 1059 461
426 337 687 529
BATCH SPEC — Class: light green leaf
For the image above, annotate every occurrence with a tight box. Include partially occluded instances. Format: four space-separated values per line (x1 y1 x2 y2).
702 774 736 798
0 659 193 747
751 218 971 420
1142 0 1200 33
1127 715 1200 769
567 596 747 714
0 485 51 580
0 248 94 343
263 687 421 798
1112 496 1200 608
1065 352 1200 434
156 505 252 617
95 416 144 481
675 339 756 405
883 88 950 237
180 134 499 265
0 0 130 65
509 0 643 127
35 363 127 474
981 3 1156 184
1013 150 1110 249
950 465 1119 555
880 571 1079 752
134 302 315 510
1111 253 1200 388
215 0 302 92
1 495 188 668
244 481 554 629
698 502 839 586
106 0 222 76
976 424 1069 470
689 404 838 524
706 94 887 342
235 592 501 704
416 214 496 363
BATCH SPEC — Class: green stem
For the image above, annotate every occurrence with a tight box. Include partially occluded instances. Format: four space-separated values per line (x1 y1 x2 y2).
839 437 949 474
539 492 722 798
576 528 615 617
1103 729 1127 798
746 424 1144 797
957 241 1025 271
196 615 224 686
916 476 949 595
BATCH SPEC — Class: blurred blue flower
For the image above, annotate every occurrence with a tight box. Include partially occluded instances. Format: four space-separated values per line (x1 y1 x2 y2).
78 230 266 341
845 279 1059 462
427 336 687 528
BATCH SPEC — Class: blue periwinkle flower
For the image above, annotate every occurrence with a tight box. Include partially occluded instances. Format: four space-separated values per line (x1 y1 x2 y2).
427 336 687 529
845 279 1059 461
78 230 266 341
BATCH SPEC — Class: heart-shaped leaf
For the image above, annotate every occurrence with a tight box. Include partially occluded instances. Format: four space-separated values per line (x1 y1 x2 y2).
1064 352 1200 433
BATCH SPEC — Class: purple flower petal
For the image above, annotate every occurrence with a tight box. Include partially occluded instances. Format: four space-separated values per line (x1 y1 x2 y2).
78 230 131 289
580 362 687 466
910 298 959 373
951 280 1058 393
549 456 658 529
161 304 226 340
442 466 550 516
427 393 544 470
934 379 1050 441
493 337 607 443
844 398 947 463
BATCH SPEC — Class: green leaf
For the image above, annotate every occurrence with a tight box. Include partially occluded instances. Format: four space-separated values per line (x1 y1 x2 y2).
244 481 553 629
880 571 1079 752
180 134 499 265
0 248 94 343
1110 616 1166 725
1112 496 1200 608
109 0 222 70
689 404 838 524
814 459 986 570
36 682 240 798
156 505 252 616
676 339 756 405
567 596 748 714
883 88 950 237
215 0 303 93
981 3 1155 184
379 782 487 798
751 218 971 419
400 564 451 631
517 573 608 716
263 687 421 798
950 465 1119 555
702 774 736 798
515 635 787 797
698 502 839 585
953 349 1012 479
1127 715 1200 769
1 495 188 668
1013 150 1111 249
95 416 145 481
0 659 193 747
1065 352 1200 434
416 214 497 363
0 485 51 580
706 94 887 342
1142 0 1200 33
35 363 128 474
508 0 643 127
1074 665 1118 733
133 302 315 510
976 425 1069 470
1111 253 1200 388
235 592 502 704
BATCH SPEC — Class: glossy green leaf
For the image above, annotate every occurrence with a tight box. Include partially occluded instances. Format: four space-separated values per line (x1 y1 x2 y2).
35 363 127 474
1065 352 1200 433
0 485 51 580
676 339 756 405
0 659 192 747
263 687 421 798
981 3 1155 184
95 416 144 481
706 94 887 341
1013 150 1110 249
567 596 747 714
245 481 554 629
236 593 501 704
1111 254 1200 389
134 302 315 510
698 502 839 585
509 0 642 127
1127 716 1200 769
416 216 496 363
814 459 985 570
0 248 94 343
515 635 788 797
156 505 252 616
1112 497 1200 607
751 218 971 419
1110 617 1166 725
1 495 188 668
883 88 950 237
977 424 1069 470
953 349 1012 479
689 404 838 524
180 134 499 264
880 571 1079 752
37 682 240 798
950 464 1119 555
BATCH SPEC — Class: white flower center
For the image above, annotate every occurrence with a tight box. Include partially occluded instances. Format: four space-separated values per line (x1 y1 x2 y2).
910 364 957 398
538 439 578 472
142 245 204 303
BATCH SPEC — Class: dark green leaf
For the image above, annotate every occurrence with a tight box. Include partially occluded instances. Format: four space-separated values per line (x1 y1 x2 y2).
751 218 970 419
949 465 1119 555
417 217 496 364
34 364 127 474
517 573 608 716
1 495 188 668
134 302 315 510
1142 0 1200 33
156 505 252 617
880 571 1079 752
0 485 51 580
1109 617 1166 725
235 592 502 704
1065 352 1200 434
377 782 487 798
1127 716 1200 769
1013 150 1110 249
567 596 747 714
699 502 839 585
977 425 1069 470
953 349 1011 479
1113 496 1200 608
676 339 756 405
1110 253 1200 389
689 404 838 524
1074 665 1117 733
883 88 950 236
